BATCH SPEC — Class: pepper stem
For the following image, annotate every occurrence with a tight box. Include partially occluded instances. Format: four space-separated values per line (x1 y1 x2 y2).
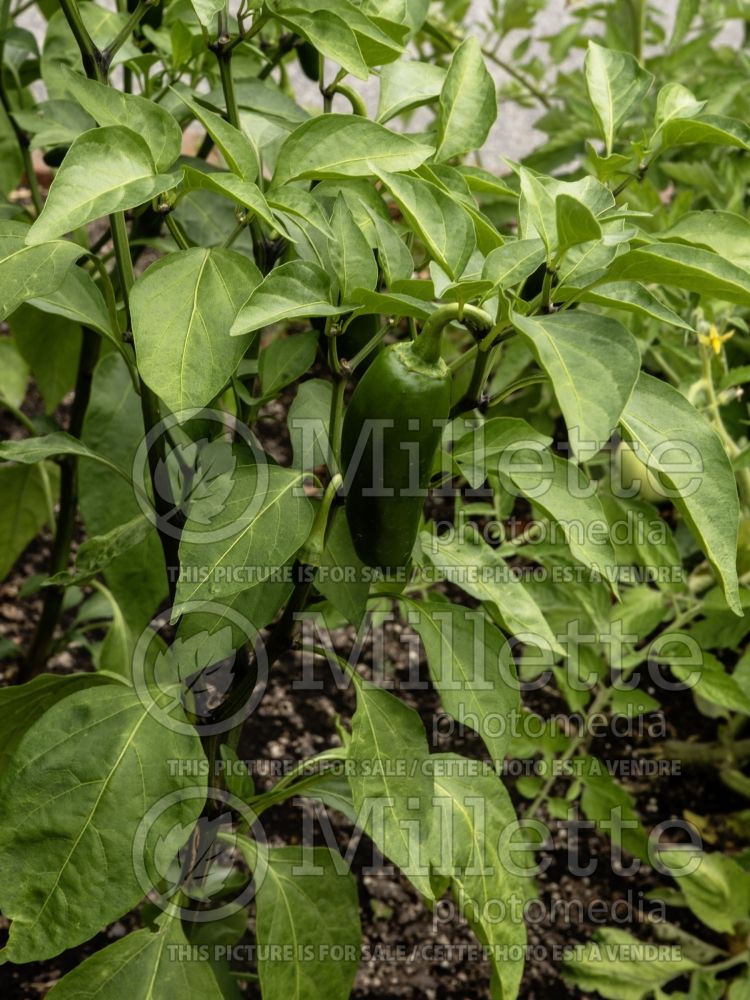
299 473 343 567
412 303 495 364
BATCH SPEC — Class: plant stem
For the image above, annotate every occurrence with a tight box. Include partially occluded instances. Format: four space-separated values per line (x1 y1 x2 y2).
58 0 106 81
164 212 191 249
103 0 158 64
23 329 100 677
327 82 367 116
414 303 495 364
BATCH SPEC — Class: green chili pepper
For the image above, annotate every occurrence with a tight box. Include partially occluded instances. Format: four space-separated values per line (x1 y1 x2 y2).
341 304 493 571
297 42 320 81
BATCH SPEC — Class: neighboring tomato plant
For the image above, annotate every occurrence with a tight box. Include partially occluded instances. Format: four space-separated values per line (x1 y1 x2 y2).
0 0 749 997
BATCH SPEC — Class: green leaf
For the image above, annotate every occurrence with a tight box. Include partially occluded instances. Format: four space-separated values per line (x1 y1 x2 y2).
131 247 261 413
434 36 496 162
62 69 182 172
175 463 315 606
0 339 29 408
231 260 343 336
510 311 640 460
28 266 117 343
658 850 750 934
410 601 520 764
481 238 546 295
79 353 167 637
180 166 277 231
669 651 750 716
563 927 696 1000
508 451 619 586
0 223 85 321
619 373 741 614
605 242 750 306
259 329 319 397
329 194 378 302
0 431 125 475
584 41 654 155
432 754 530 1000
272 114 432 186
316 509 370 627
188 0 225 28
347 678 434 898
659 210 750 271
0 463 58 582
272 4 369 80
250 845 361 1000
47 514 153 587
10 305 82 413
420 533 564 656
555 281 693 330
518 168 556 254
276 0 405 68
376 169 475 278
26 127 178 245
0 673 114 767
377 59 445 123
0 685 206 963
174 91 260 181
46 918 225 998
288 378 332 470
579 759 649 860
658 114 750 151
452 415 552 489
555 193 602 253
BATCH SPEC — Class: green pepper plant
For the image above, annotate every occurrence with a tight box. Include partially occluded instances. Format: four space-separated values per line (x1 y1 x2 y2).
0 0 750 997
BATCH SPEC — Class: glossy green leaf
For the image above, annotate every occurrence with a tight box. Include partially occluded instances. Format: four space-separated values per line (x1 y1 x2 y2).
481 238 546 295
26 127 178 245
420 533 564 656
347 678 434 898
0 463 58 582
175 92 260 181
376 169 475 278
231 260 343 336
62 69 182 172
508 452 619 586
0 431 124 474
605 242 750 305
452 415 552 489
658 114 750 151
175 463 315 606
555 193 602 253
555 281 693 330
510 311 640 460
659 210 750 271
329 194 378 302
28 265 117 344
619 373 741 614
0 339 29 408
0 223 85 321
272 4 369 79
131 247 261 413
584 41 653 155
251 845 361 1000
272 114 432 186
377 59 445 123
518 168 556 255
435 36 496 162
563 927 696 1000
180 166 277 231
188 0 225 28
432 755 531 1000
0 673 114 766
259 329 318 397
0 685 206 963
316 510 369 627
410 601 520 764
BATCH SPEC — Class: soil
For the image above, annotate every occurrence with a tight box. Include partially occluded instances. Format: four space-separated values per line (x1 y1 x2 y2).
1 362 746 999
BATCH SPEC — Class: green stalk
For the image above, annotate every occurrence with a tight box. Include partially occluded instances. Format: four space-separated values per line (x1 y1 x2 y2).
103 0 159 65
23 329 100 677
412 303 494 364
58 0 106 81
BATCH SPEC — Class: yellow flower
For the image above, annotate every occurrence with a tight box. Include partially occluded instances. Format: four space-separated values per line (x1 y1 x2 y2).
698 324 734 356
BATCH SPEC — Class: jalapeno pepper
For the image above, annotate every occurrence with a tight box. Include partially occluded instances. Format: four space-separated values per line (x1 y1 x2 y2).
340 304 493 571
